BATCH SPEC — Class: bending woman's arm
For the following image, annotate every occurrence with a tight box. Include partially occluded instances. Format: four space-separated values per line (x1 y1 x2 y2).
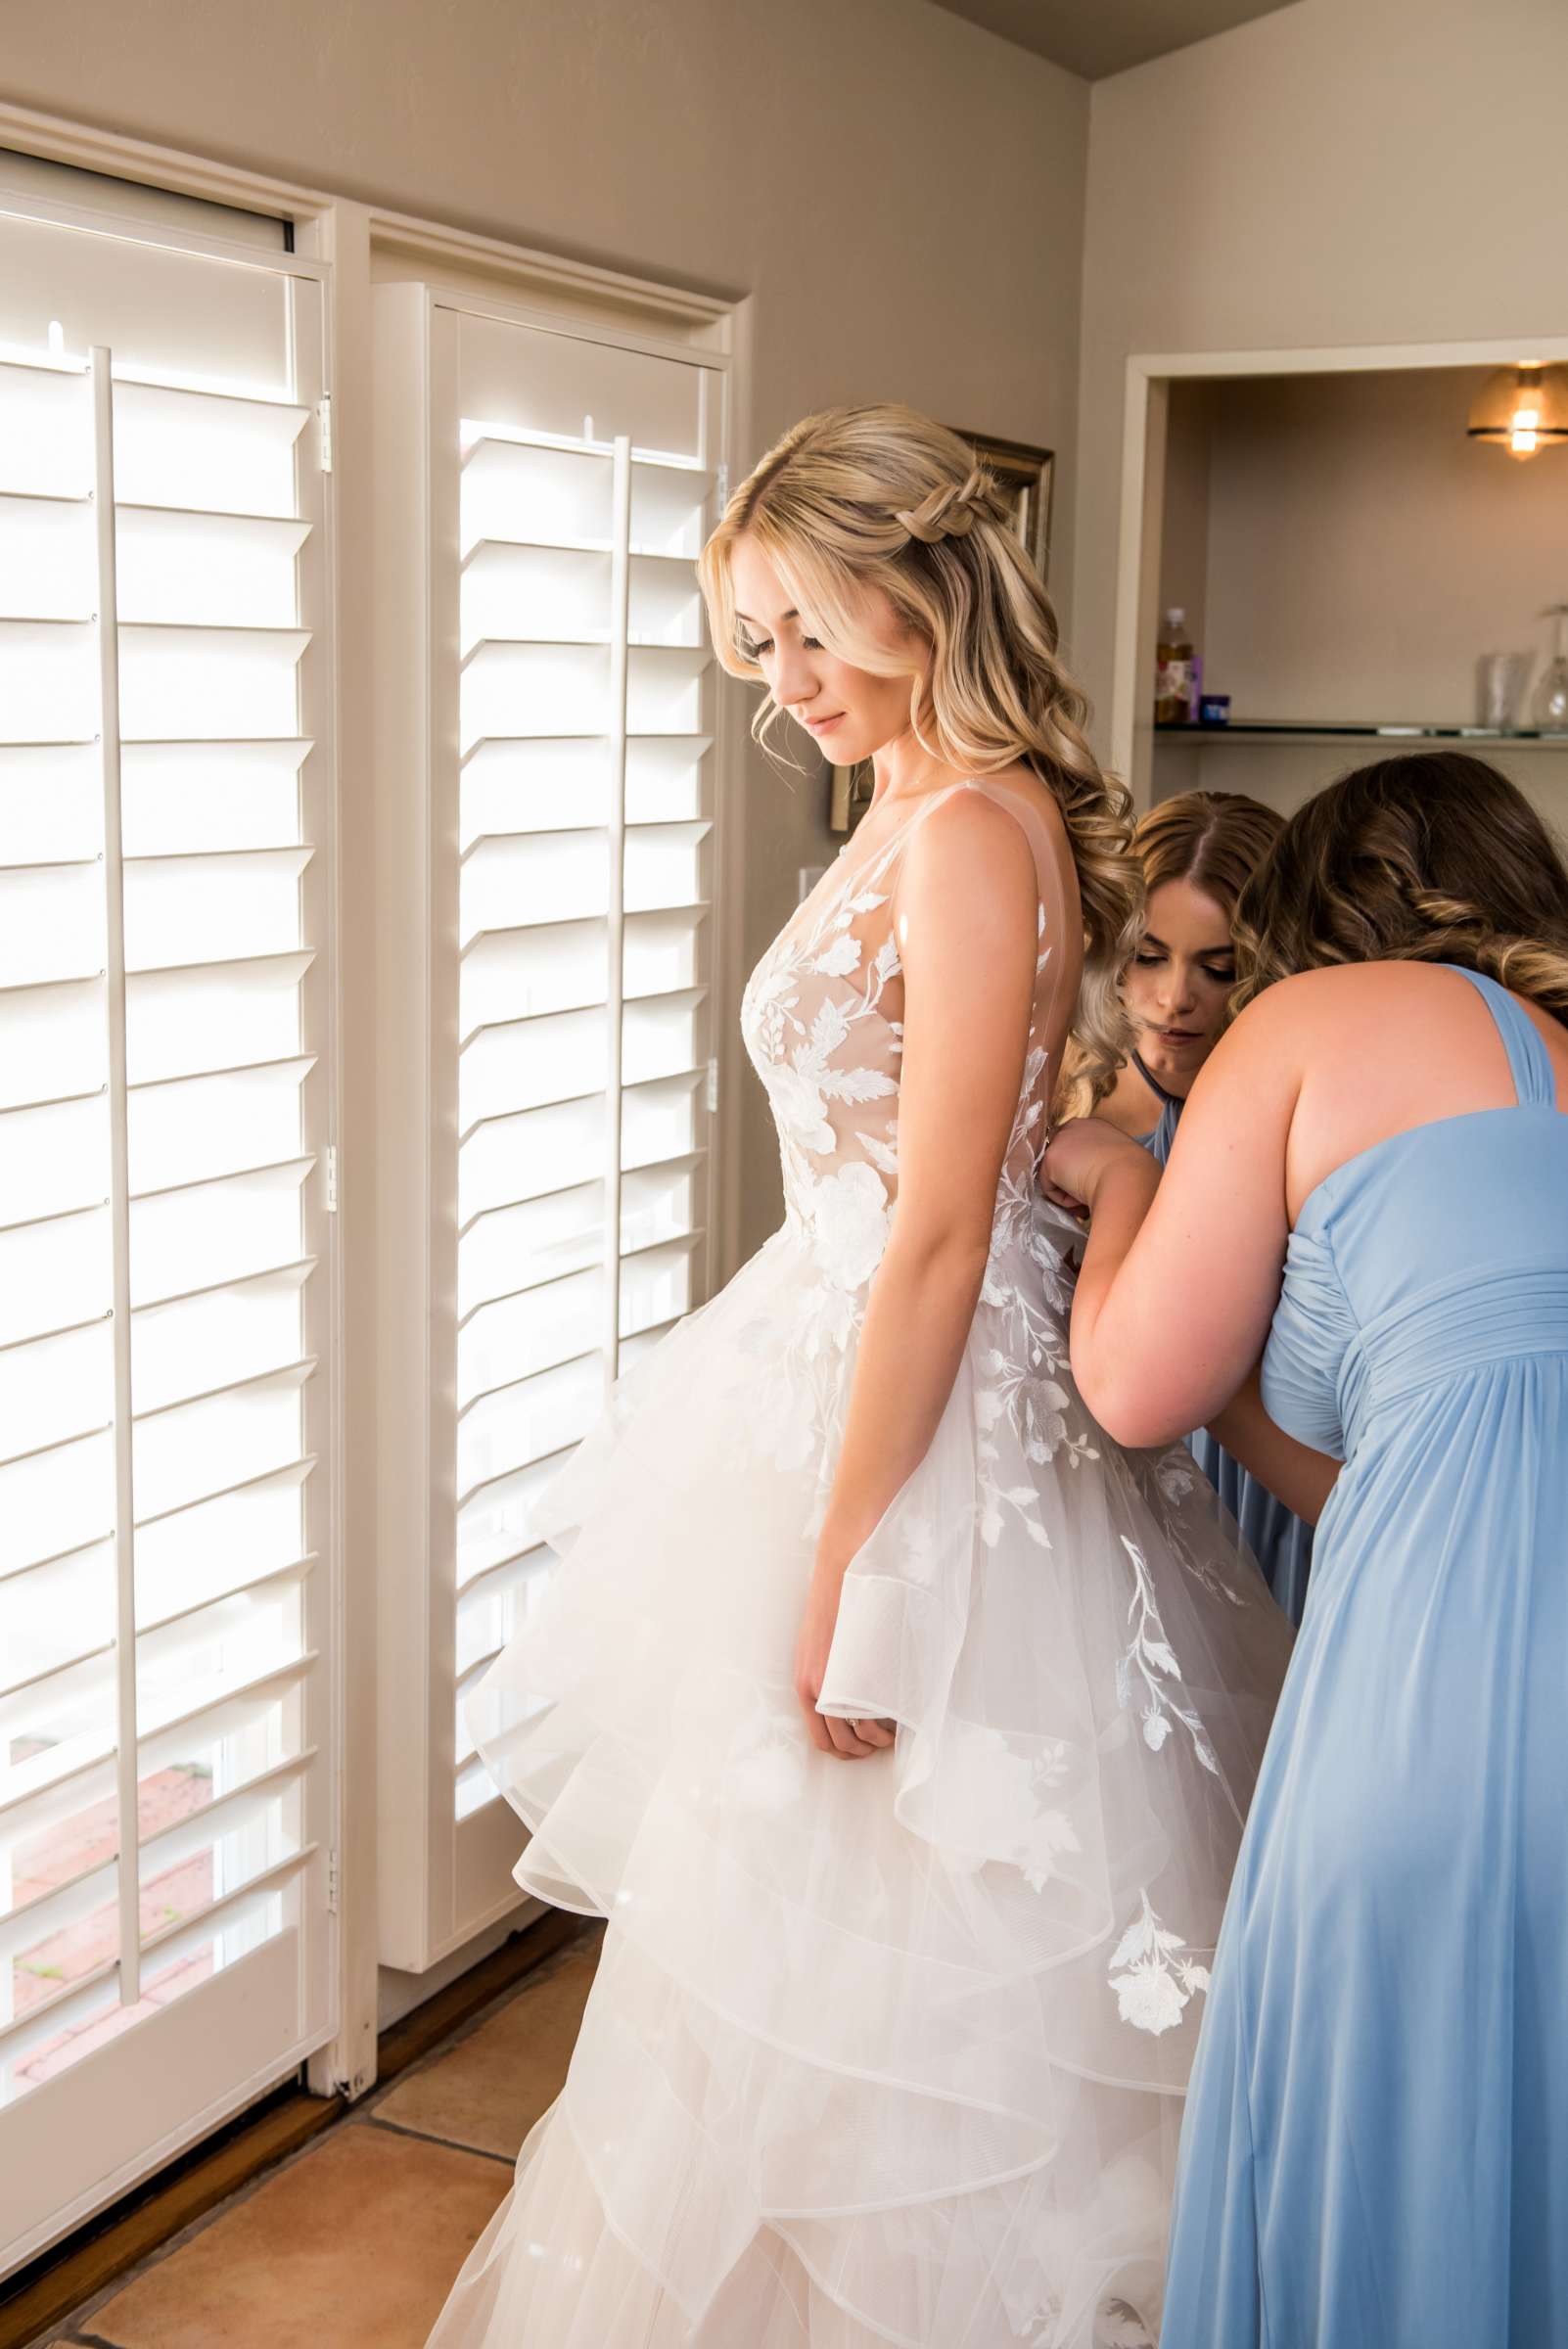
1043 985 1323 1453
795 791 1040 1758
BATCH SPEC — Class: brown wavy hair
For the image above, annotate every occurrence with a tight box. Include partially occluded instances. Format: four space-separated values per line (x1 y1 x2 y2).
1060 789 1282 1114
1137 789 1283 918
1233 752 1568 1024
698 403 1139 1104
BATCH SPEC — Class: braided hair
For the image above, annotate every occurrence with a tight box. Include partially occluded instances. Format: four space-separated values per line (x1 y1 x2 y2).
1233 752 1568 1023
896 466 1005 544
699 403 1140 1106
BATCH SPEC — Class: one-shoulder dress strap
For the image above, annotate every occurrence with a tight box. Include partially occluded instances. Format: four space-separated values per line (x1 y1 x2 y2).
1444 962 1559 1108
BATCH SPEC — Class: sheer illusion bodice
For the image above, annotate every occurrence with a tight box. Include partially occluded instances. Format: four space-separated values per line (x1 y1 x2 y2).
742 777 1076 1266
427 776 1290 2349
735 779 1097 1546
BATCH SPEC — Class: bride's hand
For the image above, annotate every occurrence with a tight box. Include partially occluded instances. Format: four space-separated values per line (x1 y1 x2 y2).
793 1567 895 1759
1040 1116 1153 1215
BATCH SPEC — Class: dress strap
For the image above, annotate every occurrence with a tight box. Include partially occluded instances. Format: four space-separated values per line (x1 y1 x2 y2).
1443 963 1559 1108
1132 1050 1183 1111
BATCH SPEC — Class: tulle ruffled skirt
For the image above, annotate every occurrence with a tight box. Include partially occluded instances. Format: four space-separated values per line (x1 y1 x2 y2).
427 1212 1291 2347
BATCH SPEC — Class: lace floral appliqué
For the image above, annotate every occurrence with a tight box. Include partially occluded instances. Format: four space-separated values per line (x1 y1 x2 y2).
1117 1537 1220 1773
1107 1890 1212 2037
938 1722 1082 1893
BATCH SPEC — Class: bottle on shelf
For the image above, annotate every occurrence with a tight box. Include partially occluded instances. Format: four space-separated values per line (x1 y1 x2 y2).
1533 604 1568 733
1156 607 1196 726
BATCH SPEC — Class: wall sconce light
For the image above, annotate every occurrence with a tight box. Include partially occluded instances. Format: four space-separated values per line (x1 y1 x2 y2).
1467 362 1568 460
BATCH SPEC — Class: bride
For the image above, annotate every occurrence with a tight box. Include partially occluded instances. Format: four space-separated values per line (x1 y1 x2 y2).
426 405 1290 2348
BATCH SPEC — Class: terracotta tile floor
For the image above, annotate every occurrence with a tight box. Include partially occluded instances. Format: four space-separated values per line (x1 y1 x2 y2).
35 1932 600 2349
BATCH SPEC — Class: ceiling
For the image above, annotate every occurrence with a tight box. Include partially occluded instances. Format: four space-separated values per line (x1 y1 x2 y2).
929 0 1301 80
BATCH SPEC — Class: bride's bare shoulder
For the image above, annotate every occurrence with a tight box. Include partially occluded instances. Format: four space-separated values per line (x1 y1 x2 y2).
917 763 1067 848
967 759 1061 812
899 783 1040 935
906 777 1038 867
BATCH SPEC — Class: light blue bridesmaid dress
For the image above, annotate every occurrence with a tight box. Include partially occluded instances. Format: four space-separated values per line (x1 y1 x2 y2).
1141 1084 1314 1625
1161 966 1568 2346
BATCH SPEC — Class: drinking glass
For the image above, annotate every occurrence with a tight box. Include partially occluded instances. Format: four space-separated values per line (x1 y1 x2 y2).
1531 606 1568 733
1476 652 1534 732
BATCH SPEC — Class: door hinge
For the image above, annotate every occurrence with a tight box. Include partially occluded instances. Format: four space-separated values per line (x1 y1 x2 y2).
326 1849 340 1915
715 460 729 507
706 1057 720 1114
318 394 333 475
325 1144 339 1214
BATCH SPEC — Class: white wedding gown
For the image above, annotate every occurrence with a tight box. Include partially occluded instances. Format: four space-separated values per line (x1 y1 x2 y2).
427 777 1291 2348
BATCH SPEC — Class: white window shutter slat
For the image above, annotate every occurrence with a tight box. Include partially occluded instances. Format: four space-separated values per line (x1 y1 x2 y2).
0 620 99 741
115 506 310 628
119 738 311 857
0 1318 115 1461
461 737 610 842
455 1451 570 1589
0 360 93 496
0 1206 112 1342
0 489 96 620
110 381 308 516
0 744 102 864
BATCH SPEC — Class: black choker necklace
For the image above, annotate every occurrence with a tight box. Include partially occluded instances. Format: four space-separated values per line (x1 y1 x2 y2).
1132 1050 1183 1110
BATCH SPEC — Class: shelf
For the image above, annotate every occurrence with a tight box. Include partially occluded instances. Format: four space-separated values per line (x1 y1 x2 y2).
1153 721 1568 749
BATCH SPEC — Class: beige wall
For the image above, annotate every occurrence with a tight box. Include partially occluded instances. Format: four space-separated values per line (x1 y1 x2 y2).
1072 0 1568 749
3 0 1089 1259
1184 367 1568 721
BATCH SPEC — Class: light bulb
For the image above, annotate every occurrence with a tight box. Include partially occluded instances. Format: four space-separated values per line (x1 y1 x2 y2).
1467 361 1568 459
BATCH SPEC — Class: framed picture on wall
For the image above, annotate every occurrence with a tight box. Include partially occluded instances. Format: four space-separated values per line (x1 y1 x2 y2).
951 426 1054 586
827 760 876 832
827 427 1054 835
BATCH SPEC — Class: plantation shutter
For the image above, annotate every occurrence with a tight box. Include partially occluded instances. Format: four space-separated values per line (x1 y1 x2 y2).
0 191 334 2257
375 287 725 1964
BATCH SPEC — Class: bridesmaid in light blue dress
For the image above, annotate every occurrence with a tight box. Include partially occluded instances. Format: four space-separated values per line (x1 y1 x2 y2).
1095 790 1315 1622
1044 751 1568 2345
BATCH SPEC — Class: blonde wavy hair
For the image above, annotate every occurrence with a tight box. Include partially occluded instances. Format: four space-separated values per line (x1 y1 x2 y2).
1233 752 1568 1021
698 403 1139 1104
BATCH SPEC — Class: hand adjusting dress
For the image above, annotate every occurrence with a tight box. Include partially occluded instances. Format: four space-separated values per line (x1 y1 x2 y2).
426 777 1290 2349
1161 966 1568 2348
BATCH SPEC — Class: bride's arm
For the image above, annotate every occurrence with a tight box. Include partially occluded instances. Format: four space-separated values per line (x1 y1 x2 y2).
794 792 1039 1759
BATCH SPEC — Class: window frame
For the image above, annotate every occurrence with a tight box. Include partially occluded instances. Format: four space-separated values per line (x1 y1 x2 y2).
0 97 747 2148
371 272 736 1972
